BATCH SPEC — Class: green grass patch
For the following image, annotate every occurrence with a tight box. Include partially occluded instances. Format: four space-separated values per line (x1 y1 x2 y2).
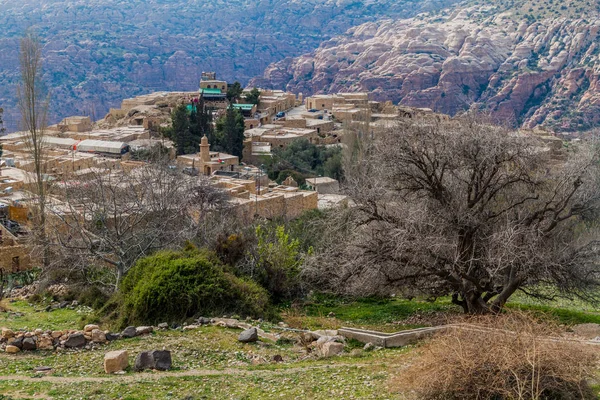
302 295 458 326
507 303 600 326
0 300 90 331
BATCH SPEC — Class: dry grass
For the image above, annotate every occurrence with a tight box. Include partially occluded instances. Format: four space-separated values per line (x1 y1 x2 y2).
393 312 599 400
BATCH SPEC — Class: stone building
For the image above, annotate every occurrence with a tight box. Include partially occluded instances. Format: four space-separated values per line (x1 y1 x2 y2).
176 136 239 175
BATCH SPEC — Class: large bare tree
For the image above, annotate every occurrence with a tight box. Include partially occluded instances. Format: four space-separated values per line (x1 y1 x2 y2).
17 32 50 262
47 164 228 288
316 119 600 314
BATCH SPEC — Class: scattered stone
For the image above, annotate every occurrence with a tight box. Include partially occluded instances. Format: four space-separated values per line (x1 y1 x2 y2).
316 335 344 347
197 317 211 325
278 322 289 328
134 350 172 371
104 350 129 374
105 333 120 341
121 326 137 338
183 325 199 331
1 328 14 339
272 354 284 363
64 332 86 348
51 331 63 339
327 312 336 318
84 324 100 333
91 329 106 343
238 328 258 343
363 342 375 352
33 366 52 372
59 301 70 309
37 335 54 350
157 323 169 330
9 336 23 349
34 329 43 336
5 345 20 353
135 326 153 336
22 337 36 351
320 341 344 357
311 330 338 341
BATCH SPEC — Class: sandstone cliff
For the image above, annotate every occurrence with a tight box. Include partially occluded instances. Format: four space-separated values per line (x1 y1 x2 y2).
252 6 600 131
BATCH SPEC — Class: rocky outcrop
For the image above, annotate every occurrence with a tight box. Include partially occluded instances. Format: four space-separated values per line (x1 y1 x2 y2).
0 0 459 132
252 7 600 132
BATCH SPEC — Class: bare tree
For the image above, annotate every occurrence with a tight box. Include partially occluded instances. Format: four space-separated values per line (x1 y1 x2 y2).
46 163 228 288
17 32 50 263
316 119 600 314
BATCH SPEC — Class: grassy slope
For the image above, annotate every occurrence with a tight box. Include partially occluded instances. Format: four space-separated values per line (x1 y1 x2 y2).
1 293 600 398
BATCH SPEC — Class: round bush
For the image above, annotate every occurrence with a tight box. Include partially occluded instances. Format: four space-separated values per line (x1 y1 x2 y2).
117 249 272 326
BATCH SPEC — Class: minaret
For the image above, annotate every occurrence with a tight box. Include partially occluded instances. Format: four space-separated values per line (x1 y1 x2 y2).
200 135 210 163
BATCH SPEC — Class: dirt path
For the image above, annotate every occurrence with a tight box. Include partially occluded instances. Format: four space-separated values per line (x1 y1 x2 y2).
0 363 381 384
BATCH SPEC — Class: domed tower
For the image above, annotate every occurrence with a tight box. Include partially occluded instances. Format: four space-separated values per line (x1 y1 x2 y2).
200 135 210 163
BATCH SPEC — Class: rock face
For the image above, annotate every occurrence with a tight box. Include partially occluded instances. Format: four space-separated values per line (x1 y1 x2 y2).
104 350 129 374
0 0 459 133
252 5 600 132
134 350 172 372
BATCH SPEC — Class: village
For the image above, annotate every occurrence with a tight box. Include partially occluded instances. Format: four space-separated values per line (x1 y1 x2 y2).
0 72 445 273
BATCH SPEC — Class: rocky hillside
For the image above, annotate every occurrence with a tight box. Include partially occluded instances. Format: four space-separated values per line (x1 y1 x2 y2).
252 1 600 132
0 0 458 132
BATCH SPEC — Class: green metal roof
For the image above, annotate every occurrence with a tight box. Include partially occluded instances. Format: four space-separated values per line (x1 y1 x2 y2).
201 88 223 94
233 103 254 110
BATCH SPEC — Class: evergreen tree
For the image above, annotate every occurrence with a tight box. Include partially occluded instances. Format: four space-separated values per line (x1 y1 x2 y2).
226 82 243 103
164 105 197 155
244 88 261 105
0 107 5 135
216 105 245 159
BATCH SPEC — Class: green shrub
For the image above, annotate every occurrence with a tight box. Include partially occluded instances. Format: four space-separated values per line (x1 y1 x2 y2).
114 248 272 327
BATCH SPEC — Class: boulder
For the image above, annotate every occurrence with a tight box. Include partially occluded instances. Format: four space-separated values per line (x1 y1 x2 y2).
64 332 86 348
5 345 20 353
84 324 100 333
363 342 375 352
1 328 14 340
22 337 36 351
8 336 23 349
105 333 120 341
91 329 106 343
37 335 54 350
197 317 211 325
135 326 153 336
134 350 172 371
319 341 344 357
121 326 137 338
238 328 258 343
157 323 169 330
104 350 129 374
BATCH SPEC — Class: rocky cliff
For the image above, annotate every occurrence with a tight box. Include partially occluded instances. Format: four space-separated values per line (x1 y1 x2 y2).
0 0 458 132
252 4 600 132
